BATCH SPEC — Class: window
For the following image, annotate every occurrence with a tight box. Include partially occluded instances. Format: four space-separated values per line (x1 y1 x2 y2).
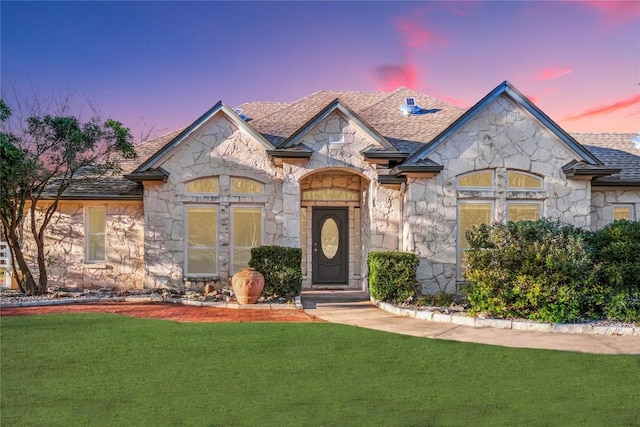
186 177 218 194
302 189 359 201
232 207 263 275
507 171 543 189
613 205 634 221
458 171 494 189
86 207 107 262
457 202 493 277
507 202 542 221
231 177 264 195
186 206 217 275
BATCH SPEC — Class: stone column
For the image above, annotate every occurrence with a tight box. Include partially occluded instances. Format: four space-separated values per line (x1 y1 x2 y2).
282 163 301 248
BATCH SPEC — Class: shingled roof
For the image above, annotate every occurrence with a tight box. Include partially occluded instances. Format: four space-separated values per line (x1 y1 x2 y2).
54 86 638 199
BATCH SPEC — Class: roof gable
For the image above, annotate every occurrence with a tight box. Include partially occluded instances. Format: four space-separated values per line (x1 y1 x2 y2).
132 101 274 174
278 98 395 150
406 81 603 166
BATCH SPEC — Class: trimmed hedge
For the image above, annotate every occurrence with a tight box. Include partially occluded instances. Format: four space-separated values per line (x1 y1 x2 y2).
249 246 302 297
368 251 420 303
464 219 640 323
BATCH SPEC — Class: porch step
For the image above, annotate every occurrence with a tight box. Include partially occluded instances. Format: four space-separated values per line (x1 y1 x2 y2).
300 290 370 309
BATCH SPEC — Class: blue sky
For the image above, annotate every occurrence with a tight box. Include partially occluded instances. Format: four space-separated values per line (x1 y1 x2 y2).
2 1 639 141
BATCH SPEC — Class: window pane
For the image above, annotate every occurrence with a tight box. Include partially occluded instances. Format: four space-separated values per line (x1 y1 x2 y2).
88 235 105 261
232 249 251 275
613 206 632 220
302 189 359 201
187 208 217 246
508 172 542 189
508 203 541 221
458 203 492 248
188 248 217 275
231 178 264 194
186 178 218 194
88 207 106 233
458 171 493 188
233 208 262 247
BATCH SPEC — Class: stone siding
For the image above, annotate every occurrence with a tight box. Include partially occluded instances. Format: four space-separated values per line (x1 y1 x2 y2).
404 95 593 294
143 113 283 289
591 188 640 229
281 111 401 289
34 201 144 289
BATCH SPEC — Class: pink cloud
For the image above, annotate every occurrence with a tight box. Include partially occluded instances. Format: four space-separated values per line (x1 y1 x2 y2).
437 95 468 108
370 63 422 91
392 16 451 51
535 67 573 81
526 94 540 104
578 1 640 26
564 93 640 121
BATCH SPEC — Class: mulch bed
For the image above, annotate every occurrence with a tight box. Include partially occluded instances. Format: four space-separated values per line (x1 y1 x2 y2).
0 302 324 323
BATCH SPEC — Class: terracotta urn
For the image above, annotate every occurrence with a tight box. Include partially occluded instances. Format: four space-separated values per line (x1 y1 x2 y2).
231 268 265 304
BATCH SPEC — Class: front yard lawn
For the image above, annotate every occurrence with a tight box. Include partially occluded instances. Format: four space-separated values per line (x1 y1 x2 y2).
2 314 639 426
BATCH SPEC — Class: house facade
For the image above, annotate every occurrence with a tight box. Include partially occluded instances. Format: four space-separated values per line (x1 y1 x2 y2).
36 81 640 294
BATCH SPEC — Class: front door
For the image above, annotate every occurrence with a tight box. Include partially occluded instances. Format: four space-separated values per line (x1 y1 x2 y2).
312 207 348 285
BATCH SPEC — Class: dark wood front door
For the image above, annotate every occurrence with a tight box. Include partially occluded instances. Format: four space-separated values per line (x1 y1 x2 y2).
312 207 348 285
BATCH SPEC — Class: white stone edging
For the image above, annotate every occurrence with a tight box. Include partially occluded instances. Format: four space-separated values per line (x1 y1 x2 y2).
371 297 639 337
1 295 304 310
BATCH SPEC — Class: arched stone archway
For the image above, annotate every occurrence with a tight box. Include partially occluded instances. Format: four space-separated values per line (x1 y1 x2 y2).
299 169 370 289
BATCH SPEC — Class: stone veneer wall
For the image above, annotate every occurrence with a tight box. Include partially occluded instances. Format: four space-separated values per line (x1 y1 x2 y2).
404 95 593 294
34 201 144 289
281 111 401 289
142 114 284 290
591 188 640 229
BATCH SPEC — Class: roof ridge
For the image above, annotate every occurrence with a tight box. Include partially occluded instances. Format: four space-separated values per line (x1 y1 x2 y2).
359 87 407 113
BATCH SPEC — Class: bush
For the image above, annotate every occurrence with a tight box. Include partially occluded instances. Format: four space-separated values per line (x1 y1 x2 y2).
589 220 640 294
464 220 599 323
249 246 302 297
368 252 419 303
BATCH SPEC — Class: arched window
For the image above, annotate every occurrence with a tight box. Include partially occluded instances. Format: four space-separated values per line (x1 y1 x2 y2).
507 171 543 189
185 177 219 194
457 171 494 189
231 177 264 195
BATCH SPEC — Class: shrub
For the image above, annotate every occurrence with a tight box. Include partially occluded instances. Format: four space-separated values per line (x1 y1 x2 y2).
589 220 640 294
464 220 598 323
249 246 302 297
603 291 640 323
368 252 419 303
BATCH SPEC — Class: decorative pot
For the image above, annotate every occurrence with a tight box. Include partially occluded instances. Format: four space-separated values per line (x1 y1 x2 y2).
231 268 265 304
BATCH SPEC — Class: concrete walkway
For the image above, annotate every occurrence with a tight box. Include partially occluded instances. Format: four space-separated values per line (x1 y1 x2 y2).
301 290 640 355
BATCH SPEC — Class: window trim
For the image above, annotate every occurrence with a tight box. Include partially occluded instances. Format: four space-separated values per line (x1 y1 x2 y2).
85 205 107 263
184 204 219 277
230 205 265 275
612 204 635 221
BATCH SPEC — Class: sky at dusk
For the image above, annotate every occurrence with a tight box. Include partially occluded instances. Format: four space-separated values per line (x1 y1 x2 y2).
2 1 639 142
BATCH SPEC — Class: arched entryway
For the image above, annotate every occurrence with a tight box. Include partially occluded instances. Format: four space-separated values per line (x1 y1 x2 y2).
299 169 369 290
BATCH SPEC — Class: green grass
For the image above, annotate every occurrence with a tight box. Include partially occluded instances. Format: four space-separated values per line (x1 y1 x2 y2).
2 315 639 426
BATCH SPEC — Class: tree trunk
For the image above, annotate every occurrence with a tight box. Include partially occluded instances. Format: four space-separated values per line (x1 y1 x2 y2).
4 229 38 295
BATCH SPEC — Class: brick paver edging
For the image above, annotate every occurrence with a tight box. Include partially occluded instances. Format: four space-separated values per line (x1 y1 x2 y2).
0 295 303 310
372 298 639 337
